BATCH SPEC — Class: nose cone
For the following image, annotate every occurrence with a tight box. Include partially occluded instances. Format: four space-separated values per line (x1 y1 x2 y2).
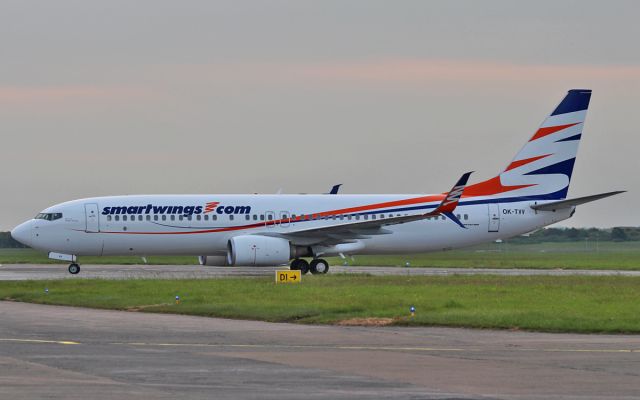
10 221 32 247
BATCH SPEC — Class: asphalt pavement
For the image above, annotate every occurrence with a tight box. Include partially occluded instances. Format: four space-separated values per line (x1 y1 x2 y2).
1 301 639 399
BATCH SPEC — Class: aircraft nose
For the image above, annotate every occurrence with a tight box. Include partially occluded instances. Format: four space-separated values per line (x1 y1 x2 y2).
10 220 32 247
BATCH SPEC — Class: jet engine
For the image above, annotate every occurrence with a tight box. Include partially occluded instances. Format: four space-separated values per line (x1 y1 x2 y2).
226 235 292 266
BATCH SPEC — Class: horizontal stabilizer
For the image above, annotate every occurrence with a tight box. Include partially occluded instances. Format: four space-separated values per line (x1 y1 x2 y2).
530 191 625 211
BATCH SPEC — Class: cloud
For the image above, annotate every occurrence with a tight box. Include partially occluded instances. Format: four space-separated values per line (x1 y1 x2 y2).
0 85 151 106
296 59 640 84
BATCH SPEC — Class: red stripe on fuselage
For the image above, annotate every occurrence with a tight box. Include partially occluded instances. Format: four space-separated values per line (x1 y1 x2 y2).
94 194 445 235
462 176 535 197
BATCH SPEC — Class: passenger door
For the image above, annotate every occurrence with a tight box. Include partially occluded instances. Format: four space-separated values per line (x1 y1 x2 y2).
488 203 500 232
85 203 100 232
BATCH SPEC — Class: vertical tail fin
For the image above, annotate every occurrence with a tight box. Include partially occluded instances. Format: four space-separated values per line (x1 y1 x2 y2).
464 89 591 201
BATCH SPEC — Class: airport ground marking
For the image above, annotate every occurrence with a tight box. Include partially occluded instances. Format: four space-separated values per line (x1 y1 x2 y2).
2 338 637 354
0 338 80 345
111 342 640 354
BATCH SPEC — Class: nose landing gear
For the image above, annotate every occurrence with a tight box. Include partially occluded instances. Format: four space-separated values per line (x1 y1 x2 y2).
68 263 81 275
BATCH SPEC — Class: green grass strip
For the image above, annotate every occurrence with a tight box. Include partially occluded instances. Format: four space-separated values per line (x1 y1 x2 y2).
1 275 639 333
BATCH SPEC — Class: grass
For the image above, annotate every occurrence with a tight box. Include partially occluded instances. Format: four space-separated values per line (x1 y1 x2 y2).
2 241 639 270
1 275 640 333
0 248 197 265
327 241 640 270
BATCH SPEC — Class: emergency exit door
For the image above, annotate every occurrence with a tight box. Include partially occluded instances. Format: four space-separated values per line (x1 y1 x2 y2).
488 203 500 232
85 203 100 232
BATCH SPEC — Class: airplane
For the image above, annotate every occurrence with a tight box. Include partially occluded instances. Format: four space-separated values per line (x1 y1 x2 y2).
10 89 624 275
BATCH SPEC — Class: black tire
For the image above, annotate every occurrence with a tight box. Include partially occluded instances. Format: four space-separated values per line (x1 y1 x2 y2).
310 259 329 274
290 259 301 270
298 259 310 275
68 263 80 275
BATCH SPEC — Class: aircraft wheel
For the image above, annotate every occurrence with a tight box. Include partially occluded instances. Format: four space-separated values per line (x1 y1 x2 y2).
290 259 301 270
310 259 329 274
298 259 310 275
68 263 80 275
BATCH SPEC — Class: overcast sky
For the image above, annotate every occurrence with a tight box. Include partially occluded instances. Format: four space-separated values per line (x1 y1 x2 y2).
2 0 639 230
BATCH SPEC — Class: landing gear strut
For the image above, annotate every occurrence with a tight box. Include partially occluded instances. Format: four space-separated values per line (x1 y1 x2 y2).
68 263 80 275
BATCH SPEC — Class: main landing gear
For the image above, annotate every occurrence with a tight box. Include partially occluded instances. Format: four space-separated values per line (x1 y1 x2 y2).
68 263 81 275
290 259 329 275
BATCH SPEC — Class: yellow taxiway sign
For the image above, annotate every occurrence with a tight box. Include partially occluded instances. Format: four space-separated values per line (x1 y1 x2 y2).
275 270 301 284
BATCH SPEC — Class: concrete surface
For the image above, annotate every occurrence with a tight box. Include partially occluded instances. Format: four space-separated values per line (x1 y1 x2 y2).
1 263 639 280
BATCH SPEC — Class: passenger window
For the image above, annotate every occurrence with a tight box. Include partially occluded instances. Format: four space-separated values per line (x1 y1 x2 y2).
138 215 143 221
464 214 469 220
260 214 265 221
154 215 158 221
364 215 368 220
245 215 250 220
115 215 120 221
204 215 209 221
179 216 183 221
123 215 128 221
372 214 376 220
107 215 112 221
253 215 258 221
347 215 352 220
196 215 201 221
267 215 273 221
146 215 150 221
339 215 344 220
380 214 385 219
162 215 167 221
171 215 175 221
229 215 234 221
355 215 360 220
212 215 217 221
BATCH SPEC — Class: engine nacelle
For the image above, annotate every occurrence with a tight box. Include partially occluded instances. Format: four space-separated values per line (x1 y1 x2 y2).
198 255 230 266
227 235 292 266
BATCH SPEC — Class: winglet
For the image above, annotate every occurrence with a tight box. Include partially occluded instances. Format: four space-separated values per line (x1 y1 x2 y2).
428 171 473 228
328 184 342 195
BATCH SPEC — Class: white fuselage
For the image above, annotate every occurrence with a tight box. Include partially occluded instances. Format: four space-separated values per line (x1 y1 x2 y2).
12 194 572 259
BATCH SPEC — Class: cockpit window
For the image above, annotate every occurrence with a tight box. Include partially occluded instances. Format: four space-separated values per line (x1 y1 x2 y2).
35 213 63 221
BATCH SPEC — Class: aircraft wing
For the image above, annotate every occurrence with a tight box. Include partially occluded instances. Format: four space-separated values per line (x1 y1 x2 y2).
530 191 625 211
267 172 473 246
